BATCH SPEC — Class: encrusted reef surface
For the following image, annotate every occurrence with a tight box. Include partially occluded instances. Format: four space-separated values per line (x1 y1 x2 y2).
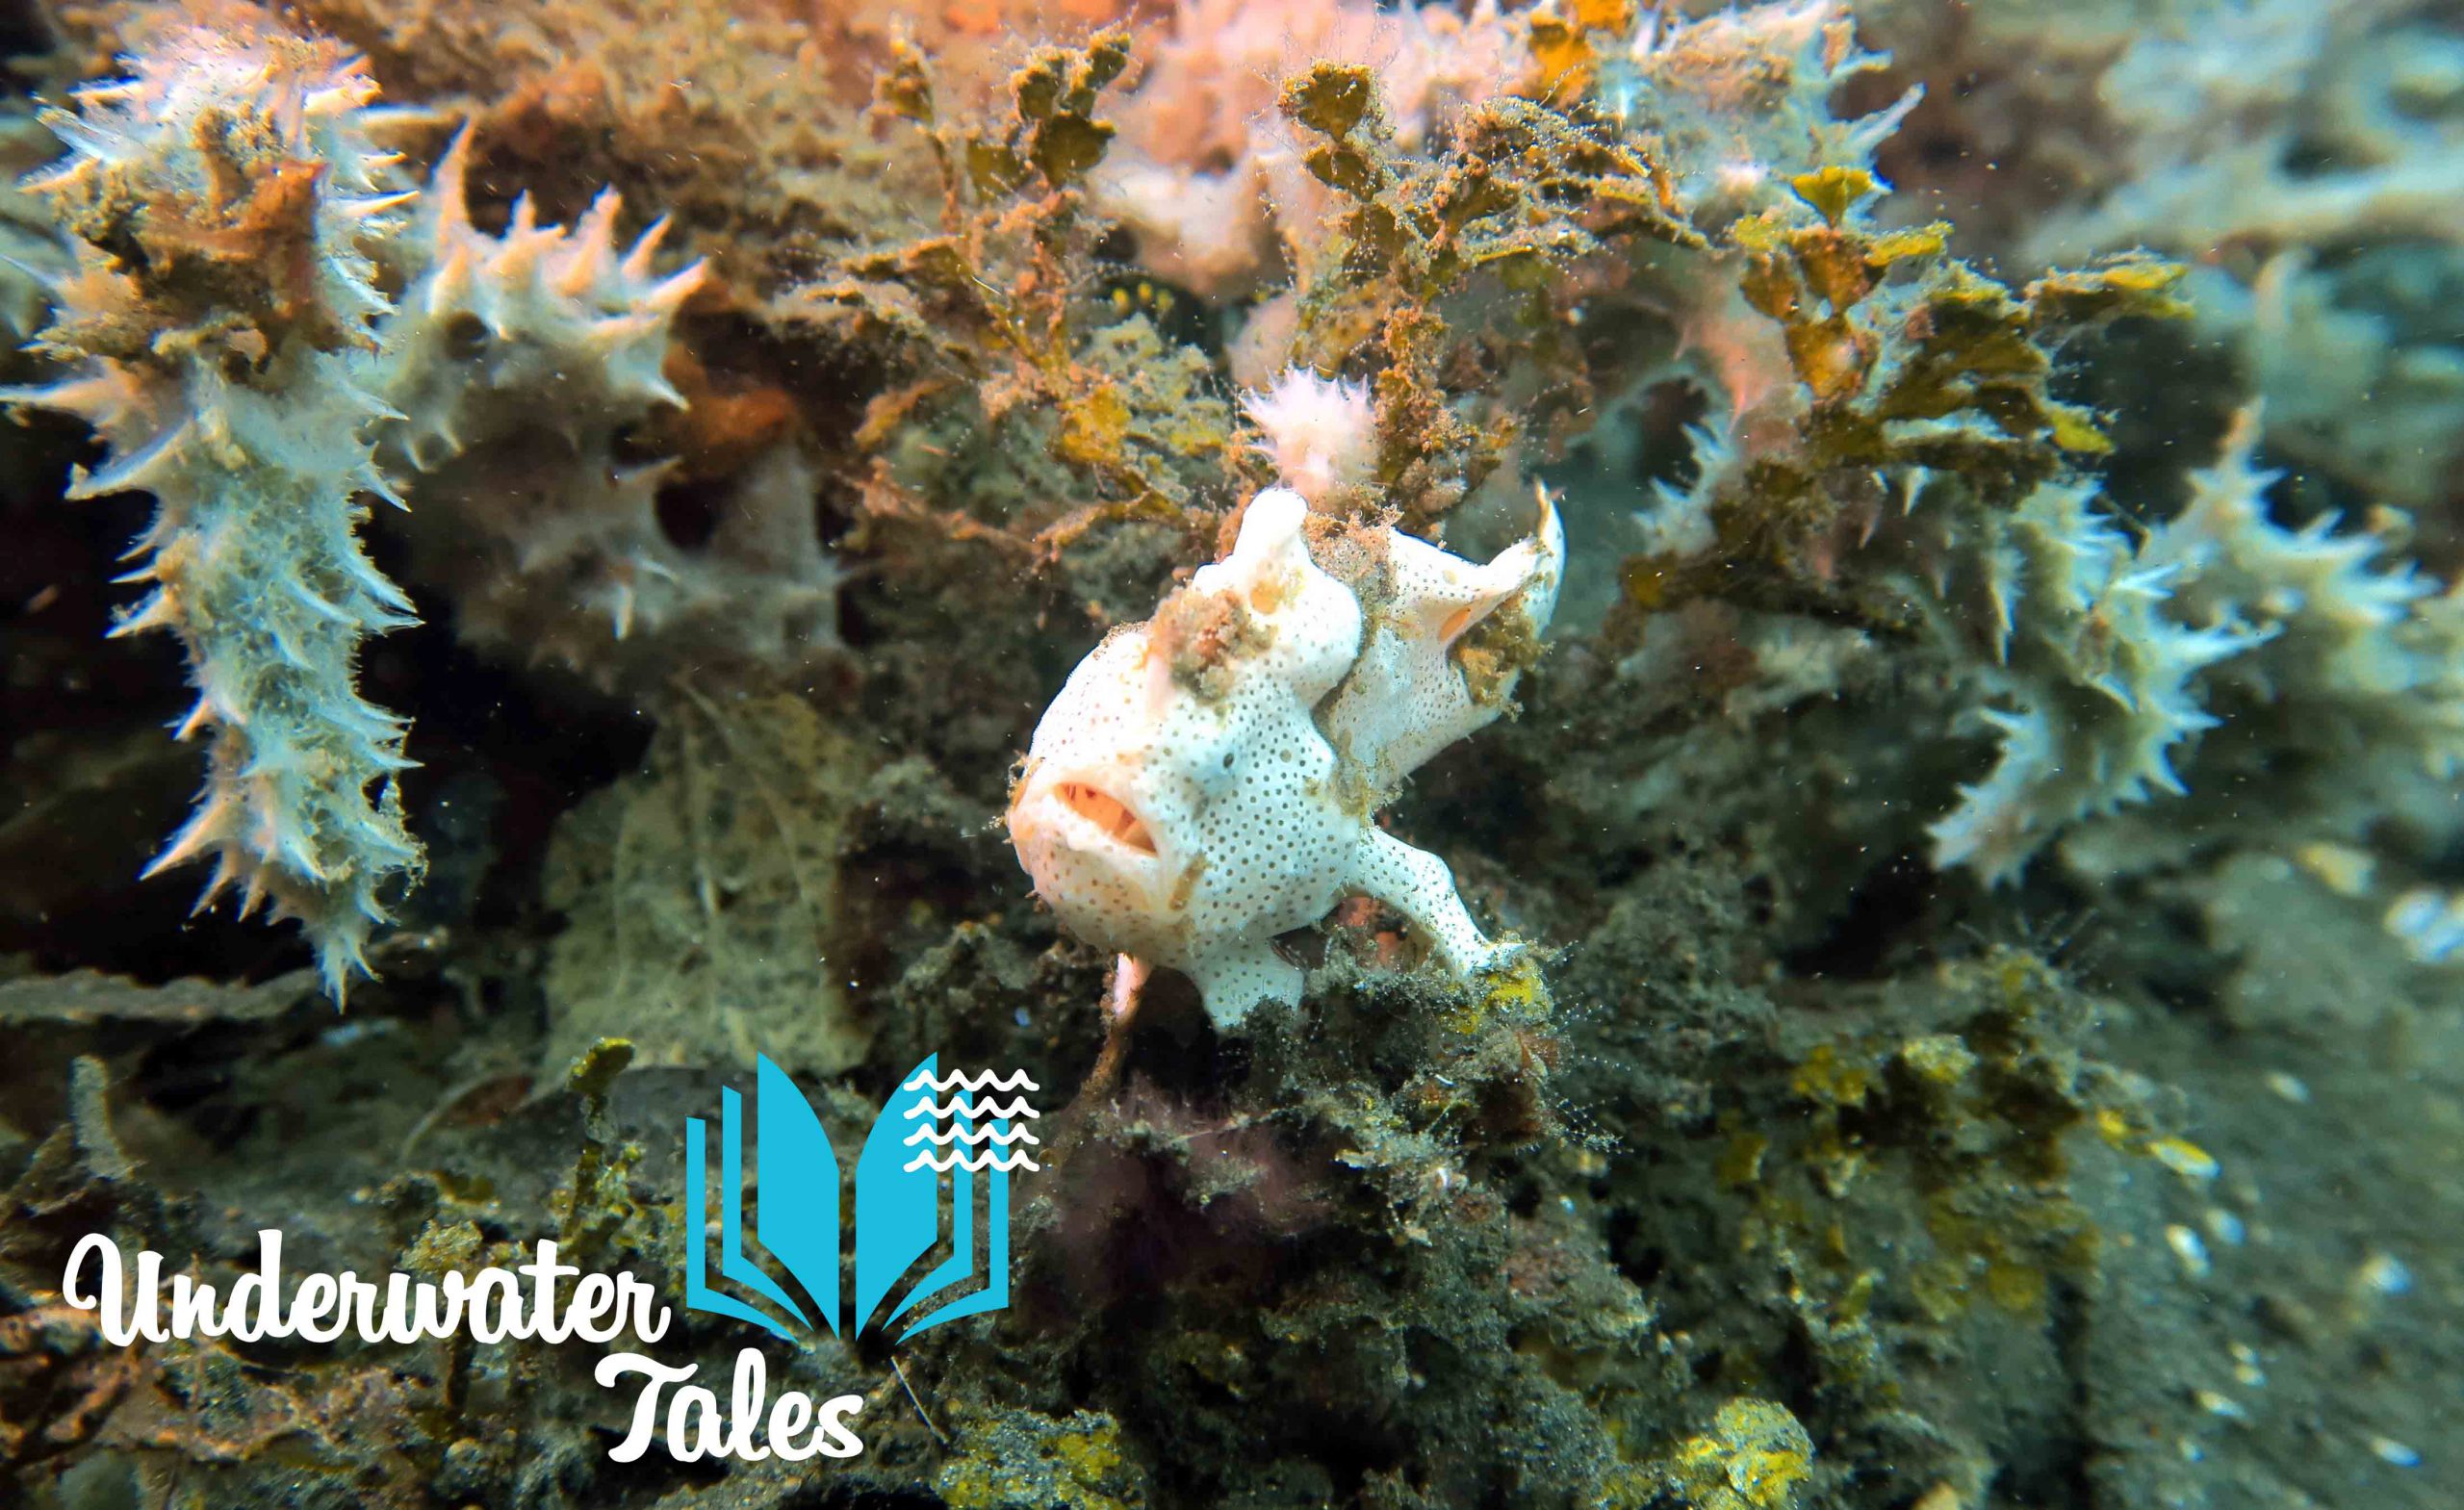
0 1 2457 1507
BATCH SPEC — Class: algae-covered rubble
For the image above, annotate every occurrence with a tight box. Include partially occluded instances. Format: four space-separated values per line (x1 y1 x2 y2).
0 0 2459 1507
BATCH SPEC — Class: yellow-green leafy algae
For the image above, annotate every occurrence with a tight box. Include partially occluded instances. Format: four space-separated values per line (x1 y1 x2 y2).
1878 0 2464 510
1641 1397 1817 1510
801 27 1233 543
764 25 1244 663
1271 58 1694 529
937 1407 1146 1510
1619 176 2186 624
1593 0 1922 232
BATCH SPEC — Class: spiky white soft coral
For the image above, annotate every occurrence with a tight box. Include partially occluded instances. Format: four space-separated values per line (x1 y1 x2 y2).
1930 405 2464 885
2147 406 2464 774
4 22 424 996
376 128 699 466
1929 481 2266 883
7 16 742 987
1007 479 1561 1028
1241 369 1376 506
361 128 846 687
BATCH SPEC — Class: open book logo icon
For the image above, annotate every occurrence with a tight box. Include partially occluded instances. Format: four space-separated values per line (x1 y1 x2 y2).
682 1055 1040 1344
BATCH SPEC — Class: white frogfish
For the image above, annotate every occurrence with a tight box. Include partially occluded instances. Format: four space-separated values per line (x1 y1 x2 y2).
1007 481 1563 1027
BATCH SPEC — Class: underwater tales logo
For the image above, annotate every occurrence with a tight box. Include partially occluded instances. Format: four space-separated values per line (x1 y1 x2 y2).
58 1054 1041 1467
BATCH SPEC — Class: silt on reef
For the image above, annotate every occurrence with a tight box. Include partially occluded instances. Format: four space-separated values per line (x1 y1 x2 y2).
0 1 2459 1508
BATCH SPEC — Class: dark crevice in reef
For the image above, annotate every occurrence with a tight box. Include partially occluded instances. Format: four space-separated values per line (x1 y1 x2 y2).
1 460 299 984
1780 848 1941 983
0 474 653 985
0 1 50 68
653 473 732 551
2029 1274 2103 1510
